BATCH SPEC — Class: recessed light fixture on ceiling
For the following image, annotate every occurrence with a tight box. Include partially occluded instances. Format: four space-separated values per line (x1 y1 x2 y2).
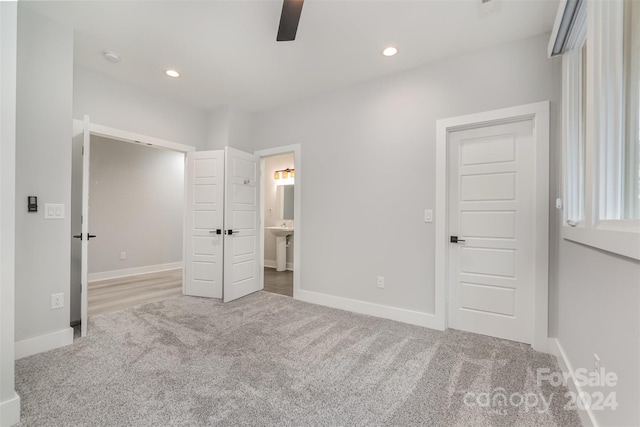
103 51 121 63
165 69 180 78
382 46 398 57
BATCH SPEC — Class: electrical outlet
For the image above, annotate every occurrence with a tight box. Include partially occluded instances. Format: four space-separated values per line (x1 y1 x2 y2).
51 293 64 309
377 276 384 289
120 251 127 260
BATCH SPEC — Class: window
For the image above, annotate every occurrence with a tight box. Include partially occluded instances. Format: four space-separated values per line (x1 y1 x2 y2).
562 44 586 225
557 0 640 260
623 0 639 219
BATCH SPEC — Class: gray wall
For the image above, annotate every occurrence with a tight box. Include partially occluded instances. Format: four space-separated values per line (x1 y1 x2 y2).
88 136 184 275
207 106 230 149
207 105 255 152
0 1 19 424
264 154 295 268
74 66 209 150
554 239 640 425
252 34 557 314
15 5 73 343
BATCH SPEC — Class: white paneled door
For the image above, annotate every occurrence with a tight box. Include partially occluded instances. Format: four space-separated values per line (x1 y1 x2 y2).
183 147 261 302
448 119 535 344
223 147 262 302
184 151 225 298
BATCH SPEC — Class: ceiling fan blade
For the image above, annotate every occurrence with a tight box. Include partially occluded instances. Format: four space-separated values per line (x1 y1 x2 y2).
277 0 304 42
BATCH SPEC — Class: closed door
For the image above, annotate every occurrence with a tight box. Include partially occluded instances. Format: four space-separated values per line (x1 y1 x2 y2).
184 151 224 298
223 147 262 302
448 119 535 343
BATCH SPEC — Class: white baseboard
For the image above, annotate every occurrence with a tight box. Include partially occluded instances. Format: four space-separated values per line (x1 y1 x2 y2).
0 392 20 427
15 327 74 360
264 260 293 271
295 289 441 330
88 261 183 282
548 338 598 427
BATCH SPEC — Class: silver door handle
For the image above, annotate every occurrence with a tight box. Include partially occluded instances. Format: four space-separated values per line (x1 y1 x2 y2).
226 230 239 235
209 229 222 234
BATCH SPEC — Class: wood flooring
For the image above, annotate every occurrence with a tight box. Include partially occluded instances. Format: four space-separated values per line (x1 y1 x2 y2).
88 267 291 316
88 269 183 316
263 267 293 297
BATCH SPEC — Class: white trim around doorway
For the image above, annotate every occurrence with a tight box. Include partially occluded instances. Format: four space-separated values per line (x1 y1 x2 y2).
434 101 550 353
72 118 196 338
254 144 302 299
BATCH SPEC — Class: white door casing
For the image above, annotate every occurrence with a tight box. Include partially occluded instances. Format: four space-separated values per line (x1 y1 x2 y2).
80 115 90 337
448 119 535 344
435 101 549 353
184 151 225 298
223 147 262 302
75 118 195 336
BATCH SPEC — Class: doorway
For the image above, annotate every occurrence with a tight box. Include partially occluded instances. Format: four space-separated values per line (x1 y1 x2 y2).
255 144 302 299
263 153 295 297
71 118 196 336
434 102 550 352
85 135 184 315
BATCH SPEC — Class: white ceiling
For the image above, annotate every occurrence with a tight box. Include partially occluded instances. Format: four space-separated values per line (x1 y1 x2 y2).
25 0 558 112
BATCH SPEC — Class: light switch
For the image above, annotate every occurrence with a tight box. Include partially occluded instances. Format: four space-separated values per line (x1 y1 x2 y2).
44 204 65 219
424 209 433 223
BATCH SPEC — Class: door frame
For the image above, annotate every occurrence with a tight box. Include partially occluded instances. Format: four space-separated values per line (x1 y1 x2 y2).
434 101 550 353
72 118 196 336
254 144 302 299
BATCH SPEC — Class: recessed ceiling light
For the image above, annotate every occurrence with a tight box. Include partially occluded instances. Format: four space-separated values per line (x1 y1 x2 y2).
103 51 121 63
382 46 398 57
165 69 180 78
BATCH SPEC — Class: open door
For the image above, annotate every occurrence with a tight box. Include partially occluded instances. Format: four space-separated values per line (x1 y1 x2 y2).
79 116 92 337
223 147 262 302
184 151 225 298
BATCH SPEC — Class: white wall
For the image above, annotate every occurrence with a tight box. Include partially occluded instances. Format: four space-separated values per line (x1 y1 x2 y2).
264 154 294 268
252 34 556 315
0 2 20 425
14 6 74 350
74 66 209 150
88 136 184 275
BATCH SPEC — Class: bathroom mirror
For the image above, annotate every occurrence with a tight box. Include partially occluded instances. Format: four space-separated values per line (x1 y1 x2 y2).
276 185 294 220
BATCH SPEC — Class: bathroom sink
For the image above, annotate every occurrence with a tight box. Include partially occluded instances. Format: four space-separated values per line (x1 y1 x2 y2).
266 227 294 271
266 226 294 237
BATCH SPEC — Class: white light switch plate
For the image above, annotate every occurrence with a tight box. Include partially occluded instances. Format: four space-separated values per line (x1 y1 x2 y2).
424 209 433 223
44 203 65 219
